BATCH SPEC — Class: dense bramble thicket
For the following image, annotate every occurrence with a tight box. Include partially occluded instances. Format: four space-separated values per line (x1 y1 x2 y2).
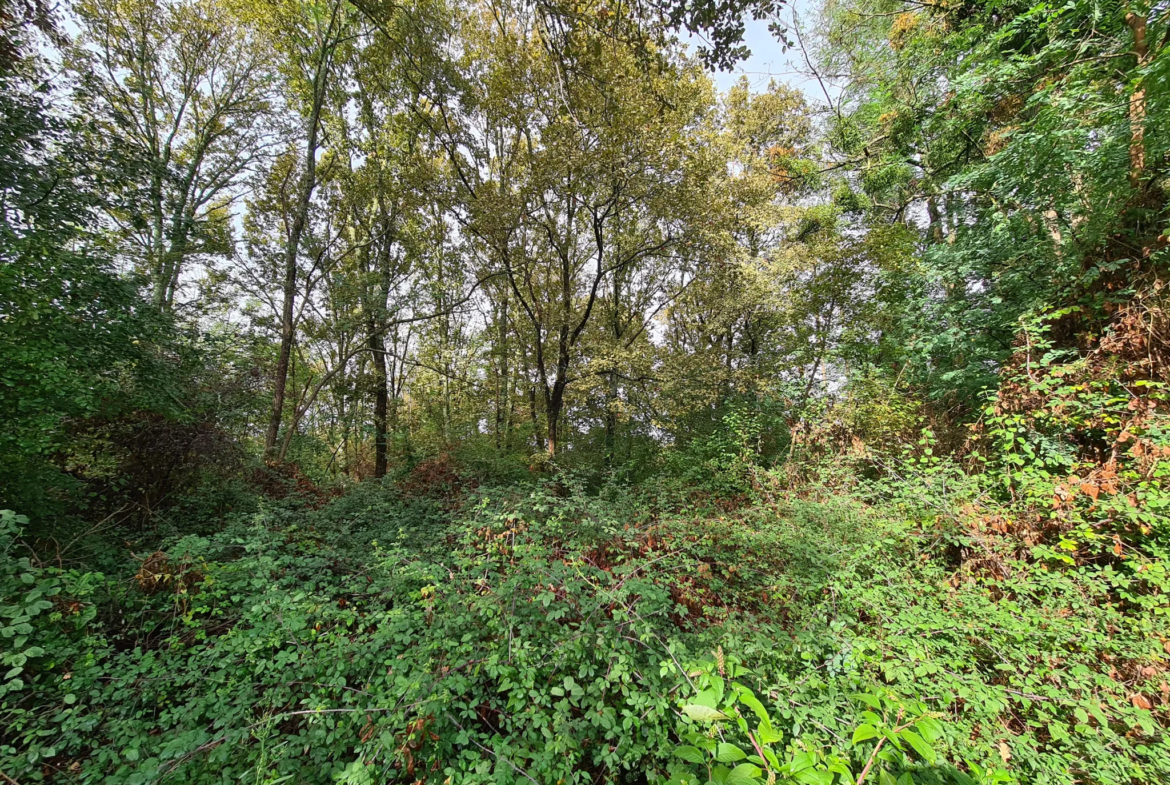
2 0 1168 783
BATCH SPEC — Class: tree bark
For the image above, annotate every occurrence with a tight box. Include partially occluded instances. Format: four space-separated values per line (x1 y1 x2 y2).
494 291 510 449
1126 10 1149 190
369 322 389 479
264 9 339 460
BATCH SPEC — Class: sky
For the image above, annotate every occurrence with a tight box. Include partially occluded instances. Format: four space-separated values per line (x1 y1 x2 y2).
682 0 831 102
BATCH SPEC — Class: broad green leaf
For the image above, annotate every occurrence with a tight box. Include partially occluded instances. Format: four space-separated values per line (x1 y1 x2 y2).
757 725 783 744
675 745 706 764
715 743 746 763
852 724 880 746
725 763 762 785
794 770 832 785
737 689 770 725
851 693 882 710
899 730 935 763
695 688 721 709
788 752 816 773
682 704 728 722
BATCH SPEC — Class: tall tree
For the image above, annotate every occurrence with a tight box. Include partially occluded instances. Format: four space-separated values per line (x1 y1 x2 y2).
261 0 351 460
438 0 726 457
69 0 272 310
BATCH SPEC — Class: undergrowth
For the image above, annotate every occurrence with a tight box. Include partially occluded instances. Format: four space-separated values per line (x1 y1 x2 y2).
3 453 1167 784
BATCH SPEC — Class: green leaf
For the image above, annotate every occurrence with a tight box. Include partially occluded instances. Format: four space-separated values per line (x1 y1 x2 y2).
715 743 746 763
914 718 943 744
852 724 880 746
757 725 783 744
737 689 770 725
675 745 706 764
682 704 728 722
794 770 831 785
788 752 816 773
696 688 722 709
899 730 935 763
725 763 762 785
851 693 882 710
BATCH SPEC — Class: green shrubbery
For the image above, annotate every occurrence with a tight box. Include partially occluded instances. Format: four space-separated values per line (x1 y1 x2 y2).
4 438 1166 784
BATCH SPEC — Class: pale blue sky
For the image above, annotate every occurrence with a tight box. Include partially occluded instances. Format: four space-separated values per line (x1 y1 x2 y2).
682 0 832 103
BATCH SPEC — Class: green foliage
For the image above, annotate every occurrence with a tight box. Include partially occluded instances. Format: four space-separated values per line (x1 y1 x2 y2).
0 64 170 513
6 462 1166 784
5 3 1170 785
663 654 976 785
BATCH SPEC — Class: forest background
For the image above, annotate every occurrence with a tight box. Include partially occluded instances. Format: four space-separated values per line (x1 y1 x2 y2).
1 0 1168 783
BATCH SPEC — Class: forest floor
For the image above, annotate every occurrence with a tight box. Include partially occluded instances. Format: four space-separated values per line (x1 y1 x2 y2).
4 466 1168 784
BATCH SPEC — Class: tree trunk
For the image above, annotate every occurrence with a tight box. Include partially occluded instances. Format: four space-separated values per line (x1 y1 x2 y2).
264 32 334 461
1126 10 1149 190
604 371 617 468
545 379 566 458
494 292 509 449
370 324 389 479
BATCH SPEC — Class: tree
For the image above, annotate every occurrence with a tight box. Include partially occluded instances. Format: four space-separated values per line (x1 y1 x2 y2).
258 0 353 460
0 16 168 512
849 2 1163 405
437 0 727 458
69 0 273 310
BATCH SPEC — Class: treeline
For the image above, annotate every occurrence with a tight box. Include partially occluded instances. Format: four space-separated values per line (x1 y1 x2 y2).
1 0 1167 526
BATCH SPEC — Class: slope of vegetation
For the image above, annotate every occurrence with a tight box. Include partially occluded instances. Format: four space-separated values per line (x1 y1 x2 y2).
1 0 1168 784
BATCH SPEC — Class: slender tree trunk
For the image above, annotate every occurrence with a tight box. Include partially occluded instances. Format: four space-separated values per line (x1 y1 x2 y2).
369 325 389 479
605 268 622 467
545 368 567 458
1126 10 1149 190
604 371 617 468
545 387 562 458
265 27 335 460
495 292 509 449
523 341 544 454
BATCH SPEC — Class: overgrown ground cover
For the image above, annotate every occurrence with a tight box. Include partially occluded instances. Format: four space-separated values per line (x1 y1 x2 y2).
4 445 1168 784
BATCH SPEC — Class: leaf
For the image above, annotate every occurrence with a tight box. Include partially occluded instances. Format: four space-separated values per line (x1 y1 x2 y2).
794 770 831 785
788 752 815 773
757 725 783 744
896 774 914 785
828 762 854 784
879 771 897 785
695 688 722 709
715 743 746 763
737 689 771 725
1130 693 1153 710
682 704 728 722
899 730 935 763
852 724 880 746
851 692 882 710
914 718 943 744
675 745 706 764
725 763 762 785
